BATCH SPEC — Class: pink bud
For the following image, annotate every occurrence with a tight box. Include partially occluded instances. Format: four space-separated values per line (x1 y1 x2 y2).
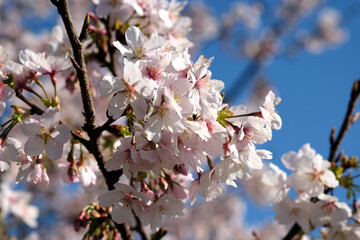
68 163 78 183
174 164 188 176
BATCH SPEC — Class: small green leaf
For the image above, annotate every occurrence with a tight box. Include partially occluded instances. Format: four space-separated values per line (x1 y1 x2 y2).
217 106 233 127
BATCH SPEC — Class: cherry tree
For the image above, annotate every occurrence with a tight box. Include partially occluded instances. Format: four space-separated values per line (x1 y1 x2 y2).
0 0 359 240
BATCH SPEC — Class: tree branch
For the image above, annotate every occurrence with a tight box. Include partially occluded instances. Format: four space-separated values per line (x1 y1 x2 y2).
133 214 150 240
52 0 96 131
328 80 360 163
104 16 118 77
51 0 129 238
15 90 44 115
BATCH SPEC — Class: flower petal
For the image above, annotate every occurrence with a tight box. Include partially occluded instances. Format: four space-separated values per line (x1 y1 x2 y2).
24 138 45 157
45 139 63 160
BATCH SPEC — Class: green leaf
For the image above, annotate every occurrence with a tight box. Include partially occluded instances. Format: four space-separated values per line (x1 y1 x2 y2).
217 106 233 127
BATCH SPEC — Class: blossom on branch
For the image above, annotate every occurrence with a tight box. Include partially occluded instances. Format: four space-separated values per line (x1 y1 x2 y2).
20 107 71 160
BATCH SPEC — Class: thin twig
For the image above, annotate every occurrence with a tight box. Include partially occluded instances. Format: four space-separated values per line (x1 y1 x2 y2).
133 214 150 240
79 13 90 42
15 90 44 115
328 80 360 163
282 224 301 240
104 16 118 77
95 117 116 134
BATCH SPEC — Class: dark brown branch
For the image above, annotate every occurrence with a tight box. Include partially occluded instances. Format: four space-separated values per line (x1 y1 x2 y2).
70 130 89 147
104 16 118 77
51 0 124 190
117 223 134 240
133 214 150 240
51 0 129 238
151 227 168 240
15 90 44 115
328 80 360 163
52 0 96 131
282 224 301 240
95 117 116 135
282 80 360 240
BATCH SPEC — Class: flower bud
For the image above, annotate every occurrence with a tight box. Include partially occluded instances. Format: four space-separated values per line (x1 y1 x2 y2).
351 112 359 124
174 164 188 176
159 177 168 192
67 163 78 183
74 210 89 232
349 156 359 169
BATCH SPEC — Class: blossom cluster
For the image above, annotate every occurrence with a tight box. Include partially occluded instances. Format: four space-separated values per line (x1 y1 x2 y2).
93 0 193 50
258 144 360 239
0 21 282 236
95 25 283 231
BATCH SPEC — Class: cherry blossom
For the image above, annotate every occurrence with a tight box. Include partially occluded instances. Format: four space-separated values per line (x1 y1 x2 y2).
274 197 313 233
15 153 50 186
77 164 97 187
142 194 185 232
93 0 143 20
100 59 156 120
19 49 71 79
0 46 15 116
282 143 338 197
0 1 356 239
98 182 151 226
260 90 282 130
311 194 351 227
0 182 39 228
20 107 71 160
0 137 21 172
113 26 165 59
261 163 288 204
326 222 360 240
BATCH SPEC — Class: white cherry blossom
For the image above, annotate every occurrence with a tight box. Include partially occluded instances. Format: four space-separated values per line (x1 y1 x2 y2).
113 26 165 59
77 164 97 187
260 90 282 130
100 59 157 120
261 163 288 204
274 197 313 233
142 194 185 232
98 183 151 226
20 107 71 160
19 49 71 77
282 143 338 197
0 182 39 228
15 153 49 186
312 194 351 227
0 137 22 172
326 222 360 240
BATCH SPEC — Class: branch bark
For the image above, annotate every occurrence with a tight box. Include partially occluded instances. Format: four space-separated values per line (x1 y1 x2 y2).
51 0 130 238
328 80 360 163
52 0 96 131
